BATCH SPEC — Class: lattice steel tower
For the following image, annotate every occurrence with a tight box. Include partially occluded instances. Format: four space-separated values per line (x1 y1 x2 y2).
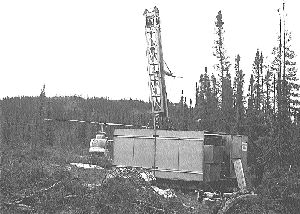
144 6 168 118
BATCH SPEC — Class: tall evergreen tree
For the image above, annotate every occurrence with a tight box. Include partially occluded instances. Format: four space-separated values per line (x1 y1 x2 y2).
271 37 282 117
264 64 274 115
213 10 232 132
252 50 264 111
195 67 211 130
284 32 300 116
233 54 245 134
271 32 299 121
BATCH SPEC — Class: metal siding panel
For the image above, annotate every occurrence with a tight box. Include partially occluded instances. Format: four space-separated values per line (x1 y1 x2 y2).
179 140 203 173
133 138 154 168
113 137 134 166
156 139 179 170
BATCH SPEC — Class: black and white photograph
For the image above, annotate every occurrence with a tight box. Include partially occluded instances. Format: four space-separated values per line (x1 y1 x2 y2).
1 0 300 213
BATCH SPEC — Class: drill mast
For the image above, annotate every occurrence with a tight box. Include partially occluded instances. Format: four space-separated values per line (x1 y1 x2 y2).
144 7 168 118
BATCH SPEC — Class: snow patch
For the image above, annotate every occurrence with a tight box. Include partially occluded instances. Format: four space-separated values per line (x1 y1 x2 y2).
152 186 176 198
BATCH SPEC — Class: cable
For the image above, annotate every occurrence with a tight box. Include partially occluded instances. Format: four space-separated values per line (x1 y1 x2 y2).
44 118 147 129
163 60 183 78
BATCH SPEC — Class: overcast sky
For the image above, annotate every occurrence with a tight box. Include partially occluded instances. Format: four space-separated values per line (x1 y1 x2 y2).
0 0 299 104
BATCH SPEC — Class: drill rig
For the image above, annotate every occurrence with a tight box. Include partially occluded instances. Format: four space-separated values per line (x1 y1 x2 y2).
143 7 248 192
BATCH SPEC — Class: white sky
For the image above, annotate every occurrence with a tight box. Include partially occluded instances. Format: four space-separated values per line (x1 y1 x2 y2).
0 0 299 104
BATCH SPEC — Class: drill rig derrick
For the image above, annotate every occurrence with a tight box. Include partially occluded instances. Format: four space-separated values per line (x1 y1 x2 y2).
144 6 168 119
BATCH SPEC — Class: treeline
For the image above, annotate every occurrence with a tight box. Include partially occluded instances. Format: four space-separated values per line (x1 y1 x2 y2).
192 9 300 168
0 88 199 154
0 90 154 157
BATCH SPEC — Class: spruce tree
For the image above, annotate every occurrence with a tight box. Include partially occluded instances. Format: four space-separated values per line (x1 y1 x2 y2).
213 10 232 132
264 64 274 116
252 49 264 111
284 32 299 117
233 54 245 134
271 32 299 122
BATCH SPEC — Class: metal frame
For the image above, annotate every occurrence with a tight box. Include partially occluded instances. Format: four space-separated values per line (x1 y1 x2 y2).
144 7 168 117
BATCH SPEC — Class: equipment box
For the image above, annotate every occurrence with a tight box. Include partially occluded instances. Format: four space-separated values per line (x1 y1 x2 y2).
204 145 224 163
